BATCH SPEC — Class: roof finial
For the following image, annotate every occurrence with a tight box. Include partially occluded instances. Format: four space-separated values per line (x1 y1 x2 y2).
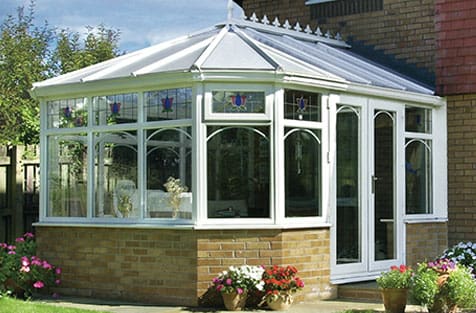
227 0 234 20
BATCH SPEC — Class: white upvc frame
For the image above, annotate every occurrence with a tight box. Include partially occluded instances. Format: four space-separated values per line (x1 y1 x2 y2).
305 0 335 4
330 93 447 283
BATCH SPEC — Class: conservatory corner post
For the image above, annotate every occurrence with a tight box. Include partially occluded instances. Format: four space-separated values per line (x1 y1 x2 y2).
273 88 285 224
192 84 205 223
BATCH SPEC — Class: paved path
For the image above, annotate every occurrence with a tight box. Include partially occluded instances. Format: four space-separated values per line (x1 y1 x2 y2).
36 296 427 313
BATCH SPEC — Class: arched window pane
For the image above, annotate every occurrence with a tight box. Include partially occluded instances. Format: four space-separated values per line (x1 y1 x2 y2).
207 127 270 218
94 132 138 218
285 128 321 217
146 128 192 219
405 139 432 214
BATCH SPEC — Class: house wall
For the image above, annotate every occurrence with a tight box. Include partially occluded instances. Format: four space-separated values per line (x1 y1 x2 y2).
435 0 476 95
406 222 448 267
241 0 436 75
446 94 476 245
36 226 335 306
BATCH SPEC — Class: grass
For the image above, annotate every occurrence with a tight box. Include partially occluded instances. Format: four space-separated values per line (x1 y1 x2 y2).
0 296 109 313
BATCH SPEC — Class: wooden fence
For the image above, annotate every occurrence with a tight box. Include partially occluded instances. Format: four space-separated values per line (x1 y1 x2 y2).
0 145 40 243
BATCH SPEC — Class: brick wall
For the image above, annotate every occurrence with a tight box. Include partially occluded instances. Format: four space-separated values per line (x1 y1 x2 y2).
406 222 448 267
447 94 476 245
36 226 334 306
435 0 476 95
241 0 436 76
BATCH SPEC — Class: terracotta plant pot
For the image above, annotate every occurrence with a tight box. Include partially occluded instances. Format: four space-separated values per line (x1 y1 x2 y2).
222 291 247 311
267 293 294 311
381 288 408 313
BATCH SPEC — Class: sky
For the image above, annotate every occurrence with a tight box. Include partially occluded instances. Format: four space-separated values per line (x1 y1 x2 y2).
0 0 244 53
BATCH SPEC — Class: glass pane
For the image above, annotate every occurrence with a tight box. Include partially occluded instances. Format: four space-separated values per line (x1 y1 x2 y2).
47 136 87 217
284 89 321 122
405 107 431 133
94 131 138 218
212 91 265 113
145 88 192 121
207 127 270 218
47 98 88 128
284 128 321 217
336 106 360 264
374 110 395 261
93 93 138 125
146 128 192 219
406 139 432 214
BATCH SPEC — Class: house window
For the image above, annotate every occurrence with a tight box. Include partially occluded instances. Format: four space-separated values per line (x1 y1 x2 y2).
47 136 88 217
405 106 432 214
207 126 270 218
284 90 321 122
309 0 384 19
284 128 321 217
212 91 265 114
146 127 192 219
47 98 88 128
93 93 138 125
145 88 192 121
94 131 138 218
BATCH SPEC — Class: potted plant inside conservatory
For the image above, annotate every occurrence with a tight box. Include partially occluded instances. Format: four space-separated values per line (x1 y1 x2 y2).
376 265 413 313
212 265 264 311
411 258 476 313
259 265 305 311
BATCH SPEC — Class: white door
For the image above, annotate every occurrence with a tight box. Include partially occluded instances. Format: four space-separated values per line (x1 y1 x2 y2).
332 100 404 282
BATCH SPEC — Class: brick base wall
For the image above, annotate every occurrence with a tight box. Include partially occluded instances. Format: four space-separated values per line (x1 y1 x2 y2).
36 226 335 306
447 94 476 245
406 222 448 267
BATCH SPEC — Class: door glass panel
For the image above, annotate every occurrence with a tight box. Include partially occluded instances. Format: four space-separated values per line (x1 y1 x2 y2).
374 111 395 261
336 106 360 264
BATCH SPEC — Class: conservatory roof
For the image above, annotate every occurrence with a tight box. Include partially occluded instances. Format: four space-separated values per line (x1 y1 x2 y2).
32 13 434 95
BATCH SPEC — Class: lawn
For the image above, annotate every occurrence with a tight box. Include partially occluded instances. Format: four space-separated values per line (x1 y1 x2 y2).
0 296 108 313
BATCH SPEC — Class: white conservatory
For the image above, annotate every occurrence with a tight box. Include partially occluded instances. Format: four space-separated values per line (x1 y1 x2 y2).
31 12 447 305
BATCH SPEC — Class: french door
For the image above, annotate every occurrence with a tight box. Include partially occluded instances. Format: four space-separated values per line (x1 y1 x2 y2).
332 100 404 282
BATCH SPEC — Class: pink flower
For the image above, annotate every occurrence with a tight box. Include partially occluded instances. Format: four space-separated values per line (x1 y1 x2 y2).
8 250 16 255
15 237 25 242
21 256 30 267
31 259 42 266
236 287 244 295
55 268 62 275
0 243 7 248
23 232 34 238
7 245 15 250
55 279 61 285
20 266 31 273
42 261 53 270
225 278 232 285
216 284 224 292
33 281 45 289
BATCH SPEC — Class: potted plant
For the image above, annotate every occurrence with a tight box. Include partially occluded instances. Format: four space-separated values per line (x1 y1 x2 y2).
411 258 476 313
441 241 476 275
163 176 188 218
212 265 264 311
260 265 305 311
376 265 413 313
0 233 62 298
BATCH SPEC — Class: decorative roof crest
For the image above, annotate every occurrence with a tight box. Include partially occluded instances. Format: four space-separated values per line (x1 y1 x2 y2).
238 11 345 43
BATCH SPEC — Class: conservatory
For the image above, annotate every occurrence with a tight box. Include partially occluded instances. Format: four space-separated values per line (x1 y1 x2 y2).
31 12 447 306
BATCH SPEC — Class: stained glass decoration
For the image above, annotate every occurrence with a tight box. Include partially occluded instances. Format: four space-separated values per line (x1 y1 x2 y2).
162 96 174 113
212 91 264 114
230 93 247 112
296 96 307 113
63 106 73 119
110 102 121 116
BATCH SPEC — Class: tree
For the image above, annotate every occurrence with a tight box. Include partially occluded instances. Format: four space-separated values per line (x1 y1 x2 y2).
53 25 121 74
0 1 122 145
0 2 53 144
